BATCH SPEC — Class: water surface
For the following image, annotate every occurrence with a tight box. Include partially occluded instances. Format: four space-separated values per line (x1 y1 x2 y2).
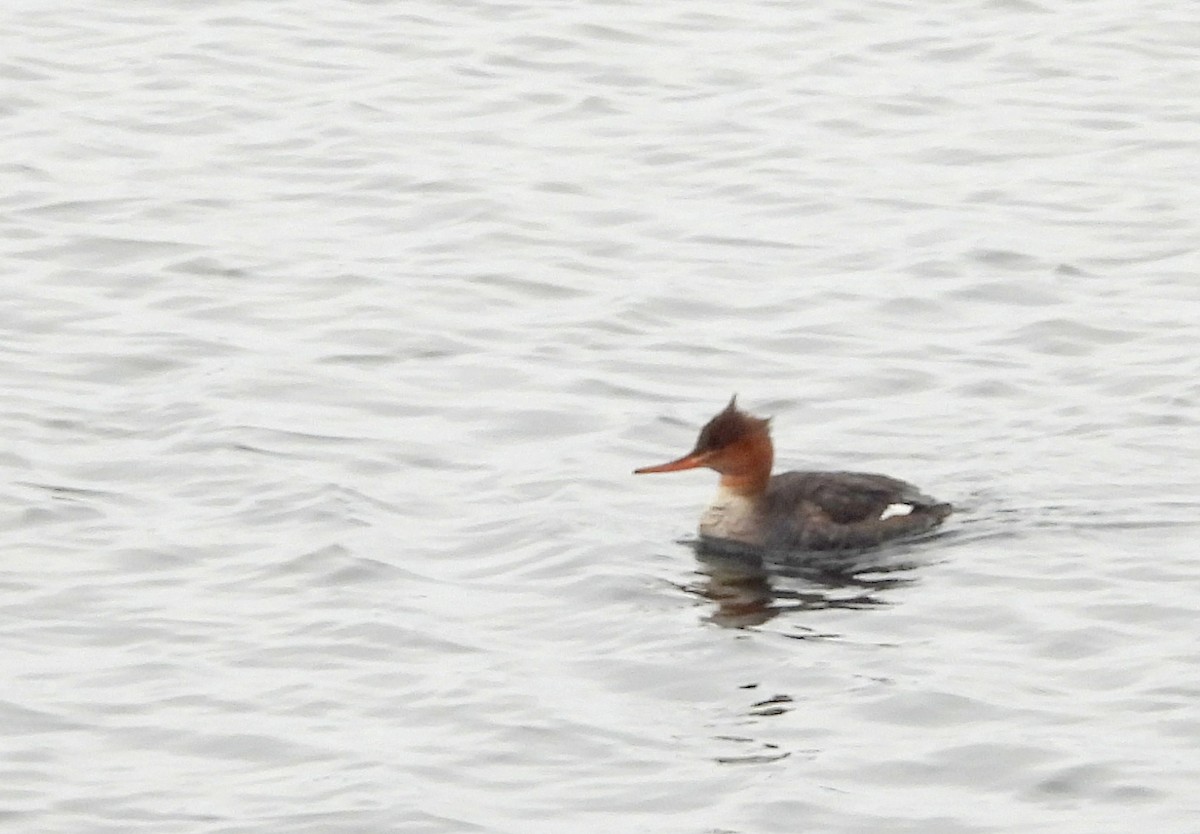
1 1 1198 832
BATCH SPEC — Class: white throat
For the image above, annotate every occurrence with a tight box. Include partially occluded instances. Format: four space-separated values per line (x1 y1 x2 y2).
699 484 763 544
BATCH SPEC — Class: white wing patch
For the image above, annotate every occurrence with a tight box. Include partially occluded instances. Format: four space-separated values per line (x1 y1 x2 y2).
880 503 913 520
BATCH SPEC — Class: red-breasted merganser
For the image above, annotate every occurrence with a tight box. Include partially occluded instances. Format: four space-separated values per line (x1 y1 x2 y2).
635 397 951 551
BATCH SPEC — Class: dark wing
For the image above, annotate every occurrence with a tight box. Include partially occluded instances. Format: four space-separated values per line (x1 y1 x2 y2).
768 471 932 522
765 471 950 550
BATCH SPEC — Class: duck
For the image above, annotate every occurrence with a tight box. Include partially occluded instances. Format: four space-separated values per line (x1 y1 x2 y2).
635 396 951 551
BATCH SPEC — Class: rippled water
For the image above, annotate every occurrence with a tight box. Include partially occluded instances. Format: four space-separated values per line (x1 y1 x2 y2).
2 1 1198 832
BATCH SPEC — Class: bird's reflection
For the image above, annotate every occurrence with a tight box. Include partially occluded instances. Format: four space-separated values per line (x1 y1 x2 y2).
675 536 927 629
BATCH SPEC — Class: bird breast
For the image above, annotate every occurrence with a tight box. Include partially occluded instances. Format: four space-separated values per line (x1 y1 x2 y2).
699 486 764 546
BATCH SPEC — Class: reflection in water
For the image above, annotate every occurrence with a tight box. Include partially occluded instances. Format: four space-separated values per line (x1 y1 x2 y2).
676 537 923 629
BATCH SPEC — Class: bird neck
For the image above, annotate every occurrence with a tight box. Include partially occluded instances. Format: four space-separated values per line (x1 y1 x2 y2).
716 434 773 496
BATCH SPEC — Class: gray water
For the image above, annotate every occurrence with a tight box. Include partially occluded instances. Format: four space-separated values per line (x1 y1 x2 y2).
2 2 1199 832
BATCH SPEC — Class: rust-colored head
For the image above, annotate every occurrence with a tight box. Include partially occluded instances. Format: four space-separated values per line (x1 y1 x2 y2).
634 396 774 493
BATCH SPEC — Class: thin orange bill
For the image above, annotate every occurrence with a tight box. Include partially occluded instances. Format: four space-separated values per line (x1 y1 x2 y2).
633 451 709 475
